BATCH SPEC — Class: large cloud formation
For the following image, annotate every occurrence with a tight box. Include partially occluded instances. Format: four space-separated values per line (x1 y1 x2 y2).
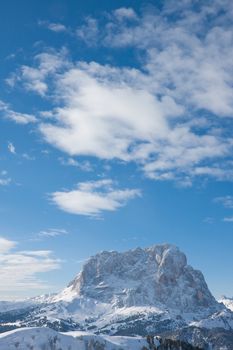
8 0 233 185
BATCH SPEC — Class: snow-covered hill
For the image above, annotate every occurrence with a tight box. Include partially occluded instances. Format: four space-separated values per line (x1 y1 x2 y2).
0 327 148 350
0 327 205 350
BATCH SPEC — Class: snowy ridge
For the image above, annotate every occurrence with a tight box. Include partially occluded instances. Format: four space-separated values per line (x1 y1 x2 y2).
219 296 233 312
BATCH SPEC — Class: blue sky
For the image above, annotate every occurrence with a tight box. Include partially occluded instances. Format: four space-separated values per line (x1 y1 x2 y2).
0 0 233 300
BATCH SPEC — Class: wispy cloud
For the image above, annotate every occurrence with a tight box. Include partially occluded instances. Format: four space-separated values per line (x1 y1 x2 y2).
39 20 68 33
11 48 69 96
0 171 11 186
47 23 68 33
203 217 215 224
0 178 11 186
38 228 68 238
22 153 36 161
214 196 233 208
6 142 36 162
50 179 141 217
7 142 16 154
223 216 233 222
0 100 37 124
113 7 138 21
214 195 233 223
59 157 93 172
76 17 99 46
0 237 60 296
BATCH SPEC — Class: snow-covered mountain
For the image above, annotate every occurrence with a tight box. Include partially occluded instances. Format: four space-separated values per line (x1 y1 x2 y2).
63 244 218 311
219 296 233 312
0 244 233 349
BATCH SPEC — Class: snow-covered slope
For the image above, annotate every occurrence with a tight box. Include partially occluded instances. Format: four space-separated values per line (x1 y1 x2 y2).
0 294 55 313
191 308 233 330
219 296 233 311
0 327 190 350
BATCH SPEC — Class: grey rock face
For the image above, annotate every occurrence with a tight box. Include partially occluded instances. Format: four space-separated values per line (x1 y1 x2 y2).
70 244 219 313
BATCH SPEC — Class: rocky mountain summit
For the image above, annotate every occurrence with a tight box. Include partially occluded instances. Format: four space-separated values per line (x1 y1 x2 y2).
0 244 232 349
67 244 219 312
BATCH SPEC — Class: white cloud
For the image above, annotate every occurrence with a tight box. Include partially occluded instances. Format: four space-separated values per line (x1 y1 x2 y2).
0 100 37 124
203 217 215 224
39 20 68 33
0 170 11 186
0 237 16 254
39 65 173 160
59 157 93 172
19 54 233 184
223 216 233 222
47 23 67 33
214 195 233 222
0 236 60 296
99 4 233 117
113 8 138 21
75 2 233 117
18 48 69 96
214 195 233 208
22 153 36 161
76 17 99 46
8 142 16 154
18 250 53 257
0 178 11 186
38 228 68 238
50 179 141 217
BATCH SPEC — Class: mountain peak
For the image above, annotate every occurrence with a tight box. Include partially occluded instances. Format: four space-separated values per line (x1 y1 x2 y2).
67 244 218 312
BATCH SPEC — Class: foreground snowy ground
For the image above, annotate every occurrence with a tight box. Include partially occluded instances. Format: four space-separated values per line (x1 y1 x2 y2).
0 327 152 350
